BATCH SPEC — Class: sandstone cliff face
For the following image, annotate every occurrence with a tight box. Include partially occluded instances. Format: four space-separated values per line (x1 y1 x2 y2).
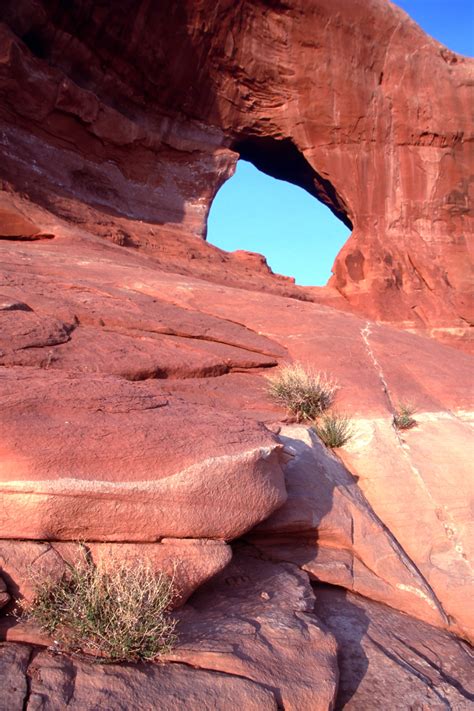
0 1 473 708
0 0 472 347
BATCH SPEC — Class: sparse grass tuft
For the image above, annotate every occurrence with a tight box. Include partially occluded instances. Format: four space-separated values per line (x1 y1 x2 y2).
266 363 337 421
311 412 353 449
28 552 177 662
393 403 416 431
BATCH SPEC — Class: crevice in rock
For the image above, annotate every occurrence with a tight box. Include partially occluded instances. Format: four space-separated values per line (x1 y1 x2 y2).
21 646 39 711
120 326 284 359
0 234 55 241
362 322 470 568
406 253 434 293
390 634 474 701
358 322 454 623
367 634 453 708
118 361 278 383
360 321 396 415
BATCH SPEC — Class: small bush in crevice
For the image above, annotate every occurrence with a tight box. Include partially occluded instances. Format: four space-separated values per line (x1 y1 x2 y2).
28 554 177 663
266 362 338 421
393 404 417 431
311 412 353 449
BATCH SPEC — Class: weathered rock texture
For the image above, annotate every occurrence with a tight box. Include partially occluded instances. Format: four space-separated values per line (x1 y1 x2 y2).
0 0 472 347
0 538 232 608
315 585 474 710
0 575 9 610
0 1 473 708
2 554 472 710
0 368 286 541
249 426 458 634
1 643 280 711
1 551 340 711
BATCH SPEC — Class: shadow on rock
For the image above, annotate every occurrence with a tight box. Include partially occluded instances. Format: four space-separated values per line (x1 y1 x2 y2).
314 584 474 710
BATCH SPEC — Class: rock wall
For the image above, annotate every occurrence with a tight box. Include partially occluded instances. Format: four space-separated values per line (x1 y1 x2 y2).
0 0 472 347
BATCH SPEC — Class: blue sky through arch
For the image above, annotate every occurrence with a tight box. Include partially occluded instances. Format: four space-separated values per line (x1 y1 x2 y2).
207 160 350 286
207 1 473 286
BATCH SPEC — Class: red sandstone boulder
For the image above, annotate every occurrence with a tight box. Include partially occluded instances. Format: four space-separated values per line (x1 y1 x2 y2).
166 548 339 711
0 538 231 609
0 369 286 541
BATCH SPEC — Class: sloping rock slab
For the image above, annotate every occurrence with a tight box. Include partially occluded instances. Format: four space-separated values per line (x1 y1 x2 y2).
0 369 286 541
339 413 474 642
166 547 338 711
0 321 278 377
314 585 474 710
0 643 278 711
250 426 449 632
0 538 231 609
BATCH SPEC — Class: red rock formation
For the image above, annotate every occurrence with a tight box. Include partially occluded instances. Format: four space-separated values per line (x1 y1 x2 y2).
1 642 282 711
0 1 473 707
0 539 232 608
0 216 472 644
0 0 472 347
315 585 474 709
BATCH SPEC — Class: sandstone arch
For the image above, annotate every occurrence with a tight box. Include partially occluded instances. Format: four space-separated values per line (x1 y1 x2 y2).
0 0 472 348
232 135 353 230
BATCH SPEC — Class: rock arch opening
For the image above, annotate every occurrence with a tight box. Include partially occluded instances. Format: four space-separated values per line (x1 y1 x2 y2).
207 137 352 286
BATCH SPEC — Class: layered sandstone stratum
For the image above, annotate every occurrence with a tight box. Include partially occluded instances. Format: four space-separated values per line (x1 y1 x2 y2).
0 1 473 708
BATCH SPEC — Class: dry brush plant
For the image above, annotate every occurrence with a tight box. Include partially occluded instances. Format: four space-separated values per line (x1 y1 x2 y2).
28 552 177 663
311 412 353 449
266 362 338 421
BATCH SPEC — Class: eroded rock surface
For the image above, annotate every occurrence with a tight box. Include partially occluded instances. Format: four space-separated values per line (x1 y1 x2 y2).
0 225 472 643
153 272 473 641
0 1 472 707
167 548 339 710
0 554 339 710
0 538 231 609
0 644 30 711
249 426 452 632
0 368 286 541
0 1 472 345
0 575 9 610
315 585 474 710
0 643 279 711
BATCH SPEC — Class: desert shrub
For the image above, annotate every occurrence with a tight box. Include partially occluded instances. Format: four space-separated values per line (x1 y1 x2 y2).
29 554 177 662
393 404 416 430
312 412 353 448
266 362 337 421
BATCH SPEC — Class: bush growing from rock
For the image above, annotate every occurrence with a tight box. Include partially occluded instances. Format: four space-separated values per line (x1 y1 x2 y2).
393 404 417 430
266 362 337 421
311 412 353 448
29 552 177 662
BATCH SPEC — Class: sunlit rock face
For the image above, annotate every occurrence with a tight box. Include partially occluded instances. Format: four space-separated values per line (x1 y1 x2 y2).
0 0 472 346
0 2 473 707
